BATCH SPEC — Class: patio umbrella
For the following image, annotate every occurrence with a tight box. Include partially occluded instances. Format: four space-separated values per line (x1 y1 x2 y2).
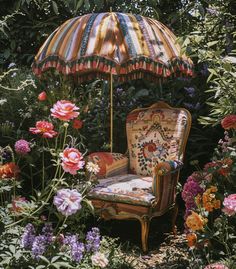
32 12 193 151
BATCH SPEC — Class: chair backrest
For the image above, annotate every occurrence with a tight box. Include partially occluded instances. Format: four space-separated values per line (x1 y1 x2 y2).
126 101 191 176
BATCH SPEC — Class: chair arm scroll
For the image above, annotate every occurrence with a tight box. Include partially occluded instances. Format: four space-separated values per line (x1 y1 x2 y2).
152 160 183 211
86 152 129 179
154 160 183 176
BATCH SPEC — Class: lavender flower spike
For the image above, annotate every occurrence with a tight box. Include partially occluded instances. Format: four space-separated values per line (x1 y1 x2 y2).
86 227 100 252
21 223 36 249
32 235 47 259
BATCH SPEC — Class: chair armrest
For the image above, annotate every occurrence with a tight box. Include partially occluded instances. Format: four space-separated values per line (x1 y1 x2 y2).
154 160 183 176
86 152 129 179
152 160 183 211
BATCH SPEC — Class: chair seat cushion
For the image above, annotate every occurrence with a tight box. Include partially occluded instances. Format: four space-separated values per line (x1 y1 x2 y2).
88 174 156 206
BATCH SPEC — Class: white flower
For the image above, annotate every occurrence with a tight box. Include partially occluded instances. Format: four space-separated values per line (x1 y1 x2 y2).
86 162 100 175
8 62 16 69
91 252 108 268
0 99 7 106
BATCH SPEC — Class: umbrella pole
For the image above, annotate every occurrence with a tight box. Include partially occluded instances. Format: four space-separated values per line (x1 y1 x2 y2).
110 72 113 153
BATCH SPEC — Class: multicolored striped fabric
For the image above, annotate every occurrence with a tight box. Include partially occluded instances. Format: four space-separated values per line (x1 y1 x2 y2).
32 12 193 82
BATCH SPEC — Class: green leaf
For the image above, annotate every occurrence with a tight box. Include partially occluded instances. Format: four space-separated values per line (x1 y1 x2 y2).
84 0 90 10
76 0 84 11
207 41 218 47
52 1 59 15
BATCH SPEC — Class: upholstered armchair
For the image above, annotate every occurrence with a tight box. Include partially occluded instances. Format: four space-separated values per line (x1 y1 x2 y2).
87 101 191 252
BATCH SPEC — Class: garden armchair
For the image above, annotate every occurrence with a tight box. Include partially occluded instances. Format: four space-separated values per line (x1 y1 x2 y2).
87 101 191 252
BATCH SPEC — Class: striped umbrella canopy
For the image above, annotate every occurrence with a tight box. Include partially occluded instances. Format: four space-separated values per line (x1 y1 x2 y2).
32 12 193 82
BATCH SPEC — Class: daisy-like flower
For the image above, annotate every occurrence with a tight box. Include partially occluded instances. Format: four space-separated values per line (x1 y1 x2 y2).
29 121 57 138
53 189 82 216
51 100 79 121
86 162 100 175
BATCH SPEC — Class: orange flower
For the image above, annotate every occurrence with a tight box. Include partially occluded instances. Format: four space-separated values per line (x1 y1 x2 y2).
202 186 221 212
186 233 197 247
195 194 202 207
221 114 236 130
73 119 83 129
186 211 207 231
0 162 20 179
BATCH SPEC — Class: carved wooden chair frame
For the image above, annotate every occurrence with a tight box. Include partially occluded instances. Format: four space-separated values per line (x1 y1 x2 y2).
88 101 192 252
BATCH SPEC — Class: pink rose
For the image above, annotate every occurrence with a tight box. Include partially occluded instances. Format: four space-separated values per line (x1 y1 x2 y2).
204 263 229 269
60 148 84 175
51 100 79 121
221 114 236 130
222 194 236 216
38 91 47 101
29 121 58 138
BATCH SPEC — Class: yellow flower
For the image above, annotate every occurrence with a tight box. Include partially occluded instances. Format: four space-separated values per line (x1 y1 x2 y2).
202 186 221 212
186 211 207 231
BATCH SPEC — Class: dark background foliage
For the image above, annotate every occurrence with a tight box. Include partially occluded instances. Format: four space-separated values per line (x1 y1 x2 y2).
0 0 236 179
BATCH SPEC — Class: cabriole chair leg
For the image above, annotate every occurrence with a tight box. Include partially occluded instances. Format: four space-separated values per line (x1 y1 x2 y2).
140 216 150 253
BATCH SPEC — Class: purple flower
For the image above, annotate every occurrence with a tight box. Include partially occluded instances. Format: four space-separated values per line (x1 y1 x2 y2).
42 223 53 244
86 227 100 252
53 189 82 216
32 235 47 259
64 235 85 262
14 139 31 155
21 223 36 249
184 87 195 97
182 173 204 219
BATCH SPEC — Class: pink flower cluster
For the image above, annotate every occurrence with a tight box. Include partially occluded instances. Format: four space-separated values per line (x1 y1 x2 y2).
223 194 236 216
51 100 79 121
182 172 204 219
14 139 31 155
60 148 85 175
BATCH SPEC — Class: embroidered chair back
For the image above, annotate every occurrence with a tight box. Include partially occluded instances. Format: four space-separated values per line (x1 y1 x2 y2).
126 102 191 176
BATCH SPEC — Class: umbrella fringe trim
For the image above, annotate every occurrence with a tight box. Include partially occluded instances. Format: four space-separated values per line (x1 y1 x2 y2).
32 55 194 80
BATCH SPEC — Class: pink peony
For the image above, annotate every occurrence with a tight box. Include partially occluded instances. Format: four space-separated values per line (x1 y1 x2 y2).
222 194 236 216
60 148 84 175
221 114 236 130
14 139 31 155
53 189 82 216
204 263 229 269
50 100 79 121
38 91 47 101
29 121 58 138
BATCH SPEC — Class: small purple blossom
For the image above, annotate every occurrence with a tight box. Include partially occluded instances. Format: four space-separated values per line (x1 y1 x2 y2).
53 189 82 216
14 139 31 155
42 223 53 244
86 227 100 252
64 235 85 262
21 223 36 249
184 87 195 97
32 235 47 259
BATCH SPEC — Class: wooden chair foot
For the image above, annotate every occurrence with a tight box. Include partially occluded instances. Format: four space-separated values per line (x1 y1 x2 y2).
140 216 150 253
